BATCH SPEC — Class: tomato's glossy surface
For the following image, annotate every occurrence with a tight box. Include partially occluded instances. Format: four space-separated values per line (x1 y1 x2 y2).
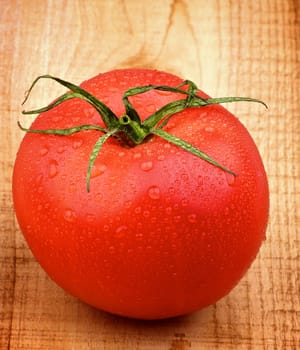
13 69 269 319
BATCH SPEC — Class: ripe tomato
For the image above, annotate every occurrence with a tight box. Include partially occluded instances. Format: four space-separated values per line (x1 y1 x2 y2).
13 69 269 319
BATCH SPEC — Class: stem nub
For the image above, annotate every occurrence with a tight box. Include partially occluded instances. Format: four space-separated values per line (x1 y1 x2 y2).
20 75 267 191
119 115 149 144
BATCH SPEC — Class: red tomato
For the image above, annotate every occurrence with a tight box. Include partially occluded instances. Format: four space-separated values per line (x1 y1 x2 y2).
13 69 269 319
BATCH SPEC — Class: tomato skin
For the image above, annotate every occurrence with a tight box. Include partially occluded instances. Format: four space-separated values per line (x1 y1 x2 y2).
13 69 269 319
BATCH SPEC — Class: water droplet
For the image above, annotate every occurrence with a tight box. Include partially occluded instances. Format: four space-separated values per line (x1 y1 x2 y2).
84 107 95 117
69 183 77 193
201 231 207 239
205 126 214 133
108 86 118 93
57 146 65 154
87 214 96 223
64 209 76 222
145 104 156 113
181 173 189 181
124 200 132 208
135 206 142 214
181 198 189 207
115 225 128 237
174 215 181 223
141 161 153 171
36 174 43 186
118 151 125 157
133 152 142 159
165 207 172 215
72 115 81 123
103 225 110 232
109 246 116 254
148 186 161 200
150 216 157 223
157 154 165 161
72 138 83 149
143 210 150 218
91 164 107 178
95 192 103 201
187 213 197 223
168 187 175 195
48 160 58 178
40 146 49 156
53 115 62 123
135 233 143 240
169 228 176 240
225 172 236 186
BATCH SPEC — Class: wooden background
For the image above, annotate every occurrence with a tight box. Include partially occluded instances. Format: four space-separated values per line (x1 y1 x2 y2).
1 0 299 349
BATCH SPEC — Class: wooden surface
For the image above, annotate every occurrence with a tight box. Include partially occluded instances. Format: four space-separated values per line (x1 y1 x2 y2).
1 0 299 349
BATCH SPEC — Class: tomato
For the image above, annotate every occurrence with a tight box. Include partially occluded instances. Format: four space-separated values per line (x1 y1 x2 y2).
13 69 269 319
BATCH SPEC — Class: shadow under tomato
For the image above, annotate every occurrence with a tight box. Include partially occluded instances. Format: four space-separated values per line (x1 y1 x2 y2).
74 298 213 348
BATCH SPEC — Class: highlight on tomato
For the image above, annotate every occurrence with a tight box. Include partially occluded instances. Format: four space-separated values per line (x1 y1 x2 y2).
13 68 269 319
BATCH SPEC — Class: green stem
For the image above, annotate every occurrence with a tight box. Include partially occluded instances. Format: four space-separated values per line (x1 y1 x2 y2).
143 99 189 129
119 115 149 144
151 128 236 176
20 75 267 191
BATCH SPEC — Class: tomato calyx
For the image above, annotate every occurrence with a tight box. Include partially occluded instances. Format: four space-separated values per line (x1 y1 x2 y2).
19 74 267 191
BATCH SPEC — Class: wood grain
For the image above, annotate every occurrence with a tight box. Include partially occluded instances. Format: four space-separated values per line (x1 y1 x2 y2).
1 0 299 349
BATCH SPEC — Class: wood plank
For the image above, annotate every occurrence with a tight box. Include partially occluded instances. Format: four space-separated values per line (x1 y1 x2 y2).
0 0 299 348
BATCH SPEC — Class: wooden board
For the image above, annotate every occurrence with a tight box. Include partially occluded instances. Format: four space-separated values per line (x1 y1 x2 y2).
1 0 299 348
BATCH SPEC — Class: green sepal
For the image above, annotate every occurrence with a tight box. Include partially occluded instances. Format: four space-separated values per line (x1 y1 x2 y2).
22 75 119 129
151 128 236 176
86 128 118 192
18 121 107 135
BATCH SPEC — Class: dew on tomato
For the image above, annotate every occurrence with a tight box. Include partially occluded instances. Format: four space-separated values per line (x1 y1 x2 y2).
91 164 107 178
148 186 161 200
39 146 49 156
48 160 58 178
72 138 83 149
225 172 236 186
141 161 153 171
